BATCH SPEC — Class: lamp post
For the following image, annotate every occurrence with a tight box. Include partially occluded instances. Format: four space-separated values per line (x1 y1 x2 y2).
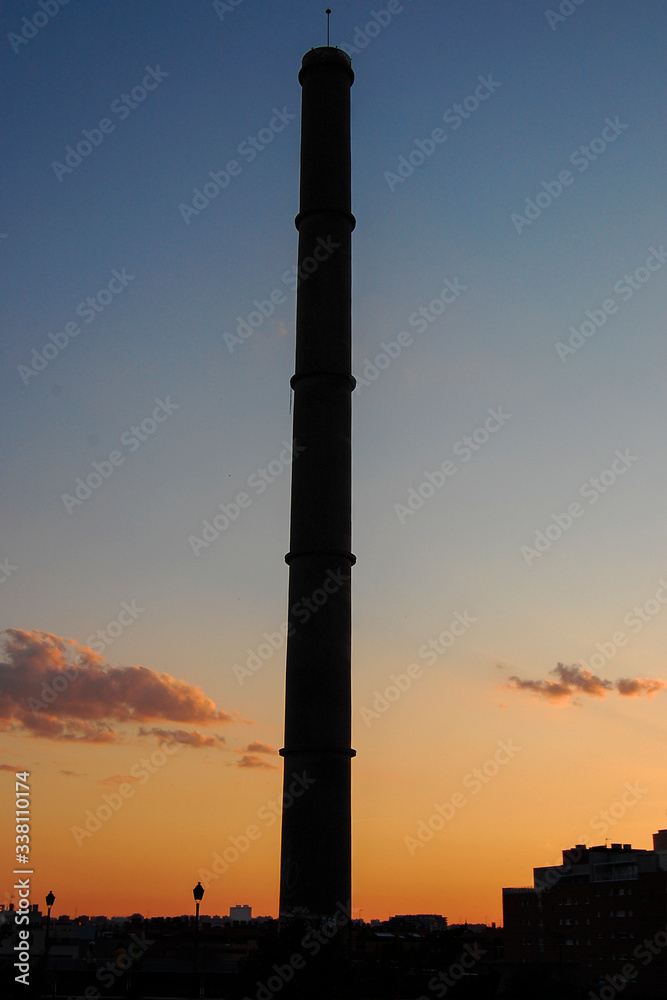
44 892 55 956
43 892 55 1000
192 883 204 998
192 881 204 932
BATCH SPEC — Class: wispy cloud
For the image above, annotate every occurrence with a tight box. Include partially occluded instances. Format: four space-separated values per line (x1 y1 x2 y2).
234 742 279 768
237 754 278 770
505 662 666 703
96 773 141 786
138 726 226 749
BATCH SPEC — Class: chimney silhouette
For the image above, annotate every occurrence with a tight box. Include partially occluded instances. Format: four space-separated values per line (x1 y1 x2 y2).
279 44 355 922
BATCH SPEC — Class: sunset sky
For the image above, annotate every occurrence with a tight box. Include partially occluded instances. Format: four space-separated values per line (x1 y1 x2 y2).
2 0 667 926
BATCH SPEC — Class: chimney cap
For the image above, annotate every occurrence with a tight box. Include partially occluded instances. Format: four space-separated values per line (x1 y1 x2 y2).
300 46 354 85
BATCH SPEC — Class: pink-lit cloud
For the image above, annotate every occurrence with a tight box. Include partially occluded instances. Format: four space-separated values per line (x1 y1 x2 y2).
237 741 278 755
615 676 667 697
506 662 666 703
0 628 237 745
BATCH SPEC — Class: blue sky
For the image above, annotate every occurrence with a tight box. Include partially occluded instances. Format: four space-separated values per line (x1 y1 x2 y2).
2 0 667 921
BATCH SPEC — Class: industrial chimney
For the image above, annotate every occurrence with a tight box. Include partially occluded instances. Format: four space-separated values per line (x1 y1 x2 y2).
279 44 356 924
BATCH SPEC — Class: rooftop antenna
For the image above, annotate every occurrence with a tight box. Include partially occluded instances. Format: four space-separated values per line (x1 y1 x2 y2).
326 8 331 46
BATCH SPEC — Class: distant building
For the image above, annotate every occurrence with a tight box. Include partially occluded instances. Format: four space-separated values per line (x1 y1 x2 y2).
229 904 252 923
503 829 667 995
388 914 448 933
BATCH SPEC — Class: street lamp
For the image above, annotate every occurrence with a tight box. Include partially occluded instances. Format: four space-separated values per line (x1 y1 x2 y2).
192 882 205 999
192 882 204 931
44 892 55 955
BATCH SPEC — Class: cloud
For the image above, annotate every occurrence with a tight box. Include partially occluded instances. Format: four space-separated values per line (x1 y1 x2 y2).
137 727 226 749
60 769 86 777
97 773 141 786
232 710 254 725
615 677 667 697
0 628 237 745
506 662 666 703
237 741 278 755
0 763 17 771
237 754 278 770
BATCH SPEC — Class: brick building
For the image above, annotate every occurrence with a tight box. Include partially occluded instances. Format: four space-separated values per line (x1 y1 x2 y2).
503 830 667 997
